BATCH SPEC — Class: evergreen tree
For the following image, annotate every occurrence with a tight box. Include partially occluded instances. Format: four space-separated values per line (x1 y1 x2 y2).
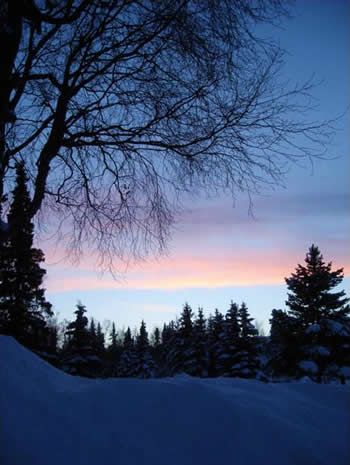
123 326 134 348
225 302 241 342
268 309 299 378
109 322 118 353
137 320 149 352
285 245 350 382
135 320 156 378
178 303 196 375
96 322 105 356
160 321 177 376
151 326 161 351
221 302 241 376
207 309 226 376
180 303 194 338
232 302 260 379
65 303 89 349
192 308 209 377
105 322 120 377
89 318 97 351
0 163 52 348
163 318 183 376
150 327 163 373
117 327 137 377
285 244 349 328
239 302 258 340
62 302 101 377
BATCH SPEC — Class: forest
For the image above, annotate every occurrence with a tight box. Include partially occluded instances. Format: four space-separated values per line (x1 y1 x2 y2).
1 164 349 384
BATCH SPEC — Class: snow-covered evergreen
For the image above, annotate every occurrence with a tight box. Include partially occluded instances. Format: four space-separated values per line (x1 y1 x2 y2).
135 320 156 378
281 244 350 382
62 303 102 377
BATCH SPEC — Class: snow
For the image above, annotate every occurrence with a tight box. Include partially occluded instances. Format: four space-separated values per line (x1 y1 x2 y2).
325 319 350 336
298 376 314 384
1 335 349 465
86 354 101 361
307 345 331 357
0 219 9 233
338 366 350 378
232 361 247 369
306 323 321 334
65 354 88 363
218 353 231 360
299 360 319 374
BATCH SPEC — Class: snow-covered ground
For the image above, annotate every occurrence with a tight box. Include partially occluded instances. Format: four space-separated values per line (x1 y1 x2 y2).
1 336 349 465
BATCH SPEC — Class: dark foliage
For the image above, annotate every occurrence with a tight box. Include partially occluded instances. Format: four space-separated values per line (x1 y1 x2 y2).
286 244 349 327
62 302 102 376
269 245 350 382
0 163 52 349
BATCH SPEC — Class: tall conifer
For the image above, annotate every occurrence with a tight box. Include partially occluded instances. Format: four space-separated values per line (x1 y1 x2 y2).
285 245 350 381
285 244 349 328
0 163 52 347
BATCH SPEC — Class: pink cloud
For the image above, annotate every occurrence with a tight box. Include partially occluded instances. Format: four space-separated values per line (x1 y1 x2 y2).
46 248 350 293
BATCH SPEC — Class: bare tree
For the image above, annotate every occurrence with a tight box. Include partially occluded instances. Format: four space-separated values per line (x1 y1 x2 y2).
0 1 334 270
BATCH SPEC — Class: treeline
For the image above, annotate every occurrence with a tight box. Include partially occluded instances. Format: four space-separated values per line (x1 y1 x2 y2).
54 300 262 379
49 262 350 383
0 164 349 383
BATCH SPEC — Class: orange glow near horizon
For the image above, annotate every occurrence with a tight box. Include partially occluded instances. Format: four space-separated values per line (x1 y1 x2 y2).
45 250 350 294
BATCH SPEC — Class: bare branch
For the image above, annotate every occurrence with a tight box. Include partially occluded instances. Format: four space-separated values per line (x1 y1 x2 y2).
0 1 339 270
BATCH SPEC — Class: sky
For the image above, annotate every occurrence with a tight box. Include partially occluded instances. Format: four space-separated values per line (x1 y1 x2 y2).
43 0 349 335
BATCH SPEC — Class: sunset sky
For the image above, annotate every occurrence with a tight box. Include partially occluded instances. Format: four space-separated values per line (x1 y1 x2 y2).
43 0 349 334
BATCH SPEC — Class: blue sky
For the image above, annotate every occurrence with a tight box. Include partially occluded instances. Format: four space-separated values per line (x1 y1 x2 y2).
43 0 349 334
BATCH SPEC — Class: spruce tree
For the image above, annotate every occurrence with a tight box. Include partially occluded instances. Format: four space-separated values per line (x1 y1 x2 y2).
233 302 260 379
164 305 195 376
285 245 350 382
62 302 101 376
192 308 209 377
285 244 349 327
161 321 178 376
239 302 258 340
135 320 156 378
207 309 226 376
89 318 97 351
65 303 89 349
221 302 241 376
109 322 118 353
163 318 183 376
178 303 196 375
117 327 137 377
0 163 52 348
151 327 161 351
225 302 241 342
268 309 299 378
105 322 120 377
96 322 105 356
137 320 149 351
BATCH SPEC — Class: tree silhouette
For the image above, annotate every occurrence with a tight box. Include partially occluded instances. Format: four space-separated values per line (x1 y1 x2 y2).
286 244 349 329
0 1 335 270
62 302 103 376
65 302 89 351
285 245 350 381
0 162 52 347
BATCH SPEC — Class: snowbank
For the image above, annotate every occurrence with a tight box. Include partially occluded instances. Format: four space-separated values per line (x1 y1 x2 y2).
1 335 349 465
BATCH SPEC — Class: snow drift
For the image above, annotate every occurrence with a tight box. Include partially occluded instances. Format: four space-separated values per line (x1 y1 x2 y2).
1 335 349 465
